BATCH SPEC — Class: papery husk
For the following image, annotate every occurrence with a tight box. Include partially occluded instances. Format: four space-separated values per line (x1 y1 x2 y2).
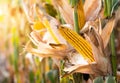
28 30 67 58
22 0 36 23
80 20 102 48
52 0 74 25
63 64 95 77
81 17 115 49
43 17 68 44
25 30 69 69
101 18 115 48
84 33 112 76
84 0 102 21
63 52 95 75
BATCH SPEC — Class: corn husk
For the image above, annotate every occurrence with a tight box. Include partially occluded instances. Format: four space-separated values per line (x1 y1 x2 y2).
52 0 74 25
84 0 102 21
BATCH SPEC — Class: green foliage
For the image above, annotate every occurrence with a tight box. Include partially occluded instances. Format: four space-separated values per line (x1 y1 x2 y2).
104 0 119 17
105 76 116 83
74 8 79 33
110 30 117 76
46 70 59 83
44 3 57 17
12 27 19 73
93 77 104 83
29 70 35 83
93 76 116 83
69 0 79 7
45 0 51 3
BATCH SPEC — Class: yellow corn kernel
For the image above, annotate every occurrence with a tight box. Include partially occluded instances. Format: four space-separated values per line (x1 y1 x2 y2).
58 26 95 62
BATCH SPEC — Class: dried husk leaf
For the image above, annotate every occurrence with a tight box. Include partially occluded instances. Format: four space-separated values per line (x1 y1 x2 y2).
46 17 68 44
83 26 112 76
63 51 96 74
26 47 66 59
43 19 60 44
84 0 102 21
101 18 115 48
26 31 67 59
64 63 95 75
52 0 74 25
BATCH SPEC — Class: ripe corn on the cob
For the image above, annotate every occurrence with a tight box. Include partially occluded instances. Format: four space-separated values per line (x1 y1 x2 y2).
58 26 95 62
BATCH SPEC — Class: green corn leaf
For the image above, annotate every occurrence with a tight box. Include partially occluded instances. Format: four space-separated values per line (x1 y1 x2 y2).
29 71 35 83
104 0 119 17
44 3 57 17
74 8 79 33
105 76 116 83
110 30 117 77
12 27 19 73
45 0 51 3
69 0 79 7
47 70 59 83
93 77 104 83
104 0 112 17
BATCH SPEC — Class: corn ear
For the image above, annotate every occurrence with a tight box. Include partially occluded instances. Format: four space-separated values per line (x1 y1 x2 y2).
58 26 95 62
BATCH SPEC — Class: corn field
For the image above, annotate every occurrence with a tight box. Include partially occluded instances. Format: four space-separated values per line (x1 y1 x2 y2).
0 0 120 83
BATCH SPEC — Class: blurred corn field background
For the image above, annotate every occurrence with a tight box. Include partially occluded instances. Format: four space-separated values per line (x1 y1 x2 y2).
0 0 120 83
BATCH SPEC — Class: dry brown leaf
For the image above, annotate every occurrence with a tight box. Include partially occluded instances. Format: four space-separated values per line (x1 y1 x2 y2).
64 63 95 75
26 29 68 60
48 17 67 44
52 0 74 25
101 18 115 48
84 0 102 21
25 47 65 59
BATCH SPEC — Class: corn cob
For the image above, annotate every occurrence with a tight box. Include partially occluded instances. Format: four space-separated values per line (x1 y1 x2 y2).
58 26 95 62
